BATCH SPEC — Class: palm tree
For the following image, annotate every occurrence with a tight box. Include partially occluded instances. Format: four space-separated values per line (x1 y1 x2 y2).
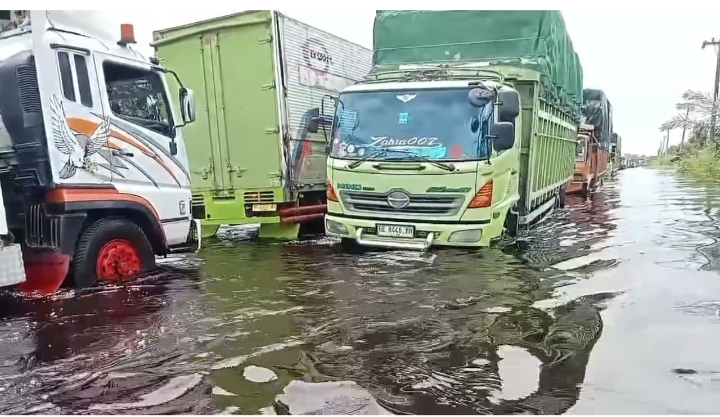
660 90 720 147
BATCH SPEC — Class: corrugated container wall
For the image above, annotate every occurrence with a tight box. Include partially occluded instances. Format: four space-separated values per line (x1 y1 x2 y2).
277 13 373 184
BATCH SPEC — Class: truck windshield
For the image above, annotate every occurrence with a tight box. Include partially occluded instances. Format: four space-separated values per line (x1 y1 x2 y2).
329 88 492 161
576 138 586 161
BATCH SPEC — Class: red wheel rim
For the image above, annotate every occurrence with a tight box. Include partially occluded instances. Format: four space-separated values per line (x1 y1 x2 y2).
96 239 141 281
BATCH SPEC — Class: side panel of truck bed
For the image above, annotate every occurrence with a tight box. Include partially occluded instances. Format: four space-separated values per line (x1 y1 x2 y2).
515 80 577 215
276 13 372 189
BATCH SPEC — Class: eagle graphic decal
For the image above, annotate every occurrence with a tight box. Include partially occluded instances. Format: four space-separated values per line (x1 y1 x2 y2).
49 94 111 179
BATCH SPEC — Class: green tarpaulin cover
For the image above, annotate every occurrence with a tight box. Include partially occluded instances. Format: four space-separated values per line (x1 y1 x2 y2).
373 10 584 116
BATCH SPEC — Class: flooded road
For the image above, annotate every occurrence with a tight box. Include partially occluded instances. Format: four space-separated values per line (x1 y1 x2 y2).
2 167 720 414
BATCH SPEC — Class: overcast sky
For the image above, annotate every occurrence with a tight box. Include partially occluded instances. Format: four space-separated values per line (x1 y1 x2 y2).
114 9 719 156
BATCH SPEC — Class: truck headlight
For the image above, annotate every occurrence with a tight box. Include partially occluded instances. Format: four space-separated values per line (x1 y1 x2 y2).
448 229 483 243
326 219 348 235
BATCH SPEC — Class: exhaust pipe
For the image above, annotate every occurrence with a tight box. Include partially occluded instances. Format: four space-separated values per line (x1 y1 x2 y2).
280 212 325 225
278 204 326 217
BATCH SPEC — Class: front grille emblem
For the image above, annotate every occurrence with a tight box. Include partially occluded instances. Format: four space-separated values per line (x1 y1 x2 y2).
387 191 410 209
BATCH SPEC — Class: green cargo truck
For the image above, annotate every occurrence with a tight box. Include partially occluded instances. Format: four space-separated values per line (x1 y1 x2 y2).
319 10 583 250
153 11 372 239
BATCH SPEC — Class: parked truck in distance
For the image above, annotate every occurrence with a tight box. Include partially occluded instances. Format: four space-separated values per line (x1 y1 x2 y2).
153 11 373 241
610 132 622 178
569 124 608 196
0 11 200 293
320 10 583 250
567 89 612 196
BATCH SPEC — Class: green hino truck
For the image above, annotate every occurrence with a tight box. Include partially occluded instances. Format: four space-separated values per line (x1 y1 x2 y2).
153 11 372 239
320 11 584 250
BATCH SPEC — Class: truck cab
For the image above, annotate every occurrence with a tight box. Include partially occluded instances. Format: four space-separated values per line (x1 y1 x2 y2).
321 69 523 250
0 11 200 293
567 123 609 196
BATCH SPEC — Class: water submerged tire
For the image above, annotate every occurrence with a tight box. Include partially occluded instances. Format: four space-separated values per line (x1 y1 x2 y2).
557 186 567 208
340 237 363 253
72 217 155 288
504 210 519 238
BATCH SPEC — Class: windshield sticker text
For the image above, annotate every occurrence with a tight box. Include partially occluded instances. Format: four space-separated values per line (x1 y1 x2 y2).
369 136 440 148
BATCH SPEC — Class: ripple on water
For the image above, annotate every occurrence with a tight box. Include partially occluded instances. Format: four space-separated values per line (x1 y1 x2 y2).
2 169 720 414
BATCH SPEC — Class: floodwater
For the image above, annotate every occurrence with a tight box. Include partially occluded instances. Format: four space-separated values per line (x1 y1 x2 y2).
2 168 720 414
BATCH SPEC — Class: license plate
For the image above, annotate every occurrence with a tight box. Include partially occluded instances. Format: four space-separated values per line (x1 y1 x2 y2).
377 224 415 239
252 203 277 212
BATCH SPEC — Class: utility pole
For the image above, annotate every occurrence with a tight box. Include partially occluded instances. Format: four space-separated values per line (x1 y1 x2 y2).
665 130 671 155
680 107 690 150
702 38 720 144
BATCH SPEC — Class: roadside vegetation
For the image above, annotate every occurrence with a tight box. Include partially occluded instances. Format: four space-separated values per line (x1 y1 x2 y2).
654 90 720 180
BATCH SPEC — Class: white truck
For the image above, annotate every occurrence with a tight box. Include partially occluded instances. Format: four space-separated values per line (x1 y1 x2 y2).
0 10 200 294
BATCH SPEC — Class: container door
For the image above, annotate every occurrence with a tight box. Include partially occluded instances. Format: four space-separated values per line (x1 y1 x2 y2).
210 20 284 191
199 33 227 192
156 32 224 193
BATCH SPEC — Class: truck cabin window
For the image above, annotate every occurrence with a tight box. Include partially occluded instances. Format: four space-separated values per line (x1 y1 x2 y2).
103 61 174 137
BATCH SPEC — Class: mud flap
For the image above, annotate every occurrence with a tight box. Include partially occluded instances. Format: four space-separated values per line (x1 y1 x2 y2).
259 222 300 240
18 249 70 294
201 224 221 239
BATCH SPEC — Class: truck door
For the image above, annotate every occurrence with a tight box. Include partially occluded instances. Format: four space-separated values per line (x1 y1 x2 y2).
154 33 224 194
31 25 114 185
198 33 227 192
202 22 284 192
91 52 191 192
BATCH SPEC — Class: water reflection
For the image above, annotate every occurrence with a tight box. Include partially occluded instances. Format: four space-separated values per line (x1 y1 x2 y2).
276 239 620 414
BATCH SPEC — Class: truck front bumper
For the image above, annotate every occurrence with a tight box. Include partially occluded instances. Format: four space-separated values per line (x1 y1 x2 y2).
325 213 502 250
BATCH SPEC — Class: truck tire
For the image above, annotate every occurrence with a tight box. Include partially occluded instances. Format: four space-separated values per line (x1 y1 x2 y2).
504 211 519 237
72 217 156 288
340 237 362 253
557 186 567 208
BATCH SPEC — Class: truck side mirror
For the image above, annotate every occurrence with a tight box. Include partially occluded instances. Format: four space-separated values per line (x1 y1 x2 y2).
468 87 494 107
180 87 196 124
497 90 520 122
306 107 334 134
490 122 515 152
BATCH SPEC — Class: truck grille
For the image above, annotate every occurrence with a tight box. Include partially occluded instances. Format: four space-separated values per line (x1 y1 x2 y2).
340 189 464 216
244 191 275 203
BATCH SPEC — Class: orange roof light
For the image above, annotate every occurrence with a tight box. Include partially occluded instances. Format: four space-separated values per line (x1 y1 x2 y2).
118 23 136 46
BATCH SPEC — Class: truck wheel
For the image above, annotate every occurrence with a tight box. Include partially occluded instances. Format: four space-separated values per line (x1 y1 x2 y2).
72 217 156 288
557 186 567 208
504 211 519 237
340 237 362 253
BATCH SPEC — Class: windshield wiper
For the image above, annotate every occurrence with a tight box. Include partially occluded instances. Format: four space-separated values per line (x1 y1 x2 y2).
384 152 456 172
345 148 456 171
346 149 388 169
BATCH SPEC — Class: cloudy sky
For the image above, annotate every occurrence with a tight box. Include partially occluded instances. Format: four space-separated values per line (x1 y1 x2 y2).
114 9 718 156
